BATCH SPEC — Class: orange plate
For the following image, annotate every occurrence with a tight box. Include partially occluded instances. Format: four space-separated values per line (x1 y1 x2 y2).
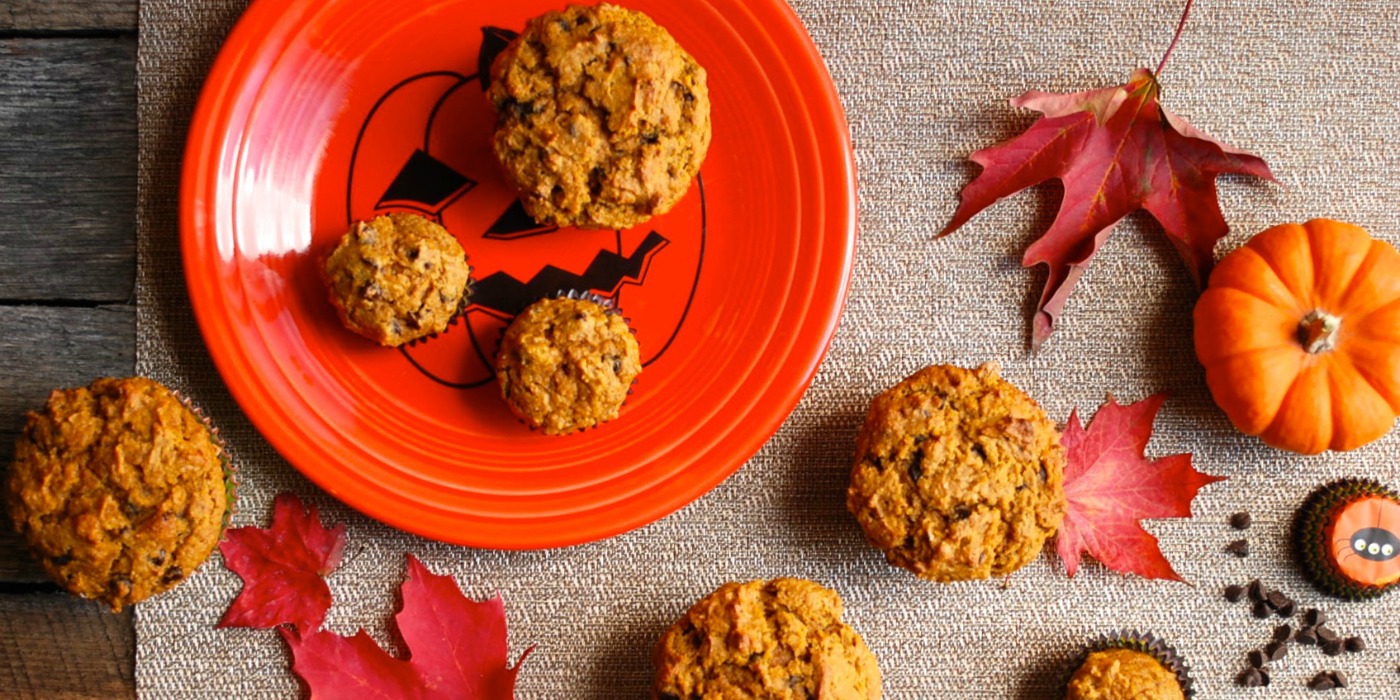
182 0 856 548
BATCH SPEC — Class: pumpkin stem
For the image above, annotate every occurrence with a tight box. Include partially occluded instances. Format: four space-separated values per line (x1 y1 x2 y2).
1298 310 1341 354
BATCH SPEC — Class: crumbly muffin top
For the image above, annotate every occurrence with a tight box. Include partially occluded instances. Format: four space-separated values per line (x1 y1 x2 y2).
847 363 1066 581
322 212 471 347
1065 648 1185 700
5 377 228 610
489 3 711 229
653 578 882 700
496 296 641 435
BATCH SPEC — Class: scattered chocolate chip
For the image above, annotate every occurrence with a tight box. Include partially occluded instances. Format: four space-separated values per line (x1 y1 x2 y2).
1330 670 1347 688
1308 672 1336 690
1272 624 1292 643
1265 640 1288 661
1259 669 1271 686
1226 539 1251 557
1230 511 1253 529
1238 667 1265 687
1247 579 1265 602
1277 601 1296 618
1247 649 1267 668
1266 590 1292 611
1322 639 1345 657
1253 600 1272 619
1225 584 1246 603
1295 627 1319 645
1303 608 1326 627
1315 626 1339 645
1344 636 1364 653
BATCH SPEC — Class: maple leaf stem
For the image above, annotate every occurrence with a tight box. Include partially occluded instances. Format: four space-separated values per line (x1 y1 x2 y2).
1156 0 1195 76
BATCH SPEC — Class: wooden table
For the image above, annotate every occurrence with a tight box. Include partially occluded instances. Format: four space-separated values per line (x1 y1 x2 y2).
1 2 139 697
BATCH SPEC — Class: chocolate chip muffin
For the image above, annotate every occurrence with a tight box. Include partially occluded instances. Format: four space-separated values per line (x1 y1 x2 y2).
5 377 230 610
488 3 711 230
846 363 1066 581
322 212 471 347
1065 633 1192 700
653 578 882 700
496 295 641 435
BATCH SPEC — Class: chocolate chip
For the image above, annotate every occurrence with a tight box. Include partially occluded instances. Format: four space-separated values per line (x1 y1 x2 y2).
1259 669 1271 686
1265 640 1288 661
1295 627 1319 645
1316 626 1339 645
1247 649 1267 668
1303 608 1326 627
1230 511 1253 529
1247 579 1265 602
1252 600 1272 619
1330 670 1347 688
1322 639 1345 657
1266 590 1292 611
49 553 73 567
1237 667 1265 687
1344 636 1364 653
1226 539 1250 557
1308 672 1336 690
1225 584 1246 603
1277 601 1296 618
1272 625 1292 643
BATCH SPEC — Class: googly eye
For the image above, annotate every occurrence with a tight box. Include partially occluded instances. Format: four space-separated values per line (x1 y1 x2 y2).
1355 538 1367 551
1368 543 1381 555
1384 544 1396 557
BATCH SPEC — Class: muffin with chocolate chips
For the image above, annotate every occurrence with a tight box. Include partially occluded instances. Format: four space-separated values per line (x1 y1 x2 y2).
488 3 711 229
1065 632 1193 700
653 578 882 699
5 377 231 610
496 295 641 435
322 212 471 347
846 363 1066 581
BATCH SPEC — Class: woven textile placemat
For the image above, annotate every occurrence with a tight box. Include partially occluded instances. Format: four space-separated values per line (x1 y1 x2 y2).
137 0 1400 697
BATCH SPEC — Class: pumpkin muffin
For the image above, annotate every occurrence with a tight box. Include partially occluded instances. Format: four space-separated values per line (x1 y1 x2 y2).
653 578 881 700
488 3 711 229
1065 633 1192 700
5 377 230 610
846 363 1066 581
496 295 641 435
1294 478 1400 600
322 212 471 347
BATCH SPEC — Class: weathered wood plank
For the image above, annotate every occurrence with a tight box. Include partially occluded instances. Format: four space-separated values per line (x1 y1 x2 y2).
0 38 136 302
0 592 134 700
0 305 136 583
0 1 136 33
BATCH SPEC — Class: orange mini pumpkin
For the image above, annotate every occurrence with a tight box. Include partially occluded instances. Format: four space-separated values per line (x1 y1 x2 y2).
1194 219 1400 454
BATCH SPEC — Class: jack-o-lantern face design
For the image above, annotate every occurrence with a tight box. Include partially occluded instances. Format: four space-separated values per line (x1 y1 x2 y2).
345 28 704 388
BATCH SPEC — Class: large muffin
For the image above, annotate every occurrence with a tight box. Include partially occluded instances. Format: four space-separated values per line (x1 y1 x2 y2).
322 212 471 347
653 578 882 700
496 295 642 435
5 377 229 610
846 363 1066 581
1065 647 1186 700
488 3 711 230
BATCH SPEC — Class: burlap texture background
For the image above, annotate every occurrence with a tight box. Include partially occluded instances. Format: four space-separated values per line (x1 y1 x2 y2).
136 0 1400 697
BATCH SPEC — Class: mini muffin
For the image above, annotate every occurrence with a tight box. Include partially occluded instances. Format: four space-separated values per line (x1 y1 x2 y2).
488 3 711 230
5 377 229 610
322 212 471 347
1294 479 1400 600
496 295 641 435
846 363 1066 581
653 578 881 700
1065 633 1192 700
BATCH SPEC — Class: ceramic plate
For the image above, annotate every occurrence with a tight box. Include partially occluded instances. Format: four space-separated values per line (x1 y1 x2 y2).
182 0 855 548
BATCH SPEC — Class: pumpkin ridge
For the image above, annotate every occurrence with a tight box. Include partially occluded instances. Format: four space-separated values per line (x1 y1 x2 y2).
1263 363 1331 454
1338 353 1400 414
1345 296 1400 339
1328 241 1390 316
1248 231 1314 309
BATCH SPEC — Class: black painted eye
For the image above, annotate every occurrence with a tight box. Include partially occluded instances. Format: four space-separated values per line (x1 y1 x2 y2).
1350 527 1399 562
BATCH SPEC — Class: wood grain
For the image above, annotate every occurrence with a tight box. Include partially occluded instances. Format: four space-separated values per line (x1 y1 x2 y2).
0 305 136 583
0 593 135 700
0 38 136 302
0 1 136 33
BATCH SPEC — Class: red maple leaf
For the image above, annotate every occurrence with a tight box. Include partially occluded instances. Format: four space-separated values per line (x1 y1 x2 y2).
281 555 531 700
1055 394 1225 581
940 67 1274 347
218 492 347 630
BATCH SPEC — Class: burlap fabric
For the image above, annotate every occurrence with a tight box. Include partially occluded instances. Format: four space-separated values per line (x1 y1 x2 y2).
136 0 1400 697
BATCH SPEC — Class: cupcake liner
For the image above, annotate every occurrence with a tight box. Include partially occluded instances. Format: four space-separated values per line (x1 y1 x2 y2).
171 387 238 529
494 289 642 435
1293 478 1400 600
1063 631 1195 699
